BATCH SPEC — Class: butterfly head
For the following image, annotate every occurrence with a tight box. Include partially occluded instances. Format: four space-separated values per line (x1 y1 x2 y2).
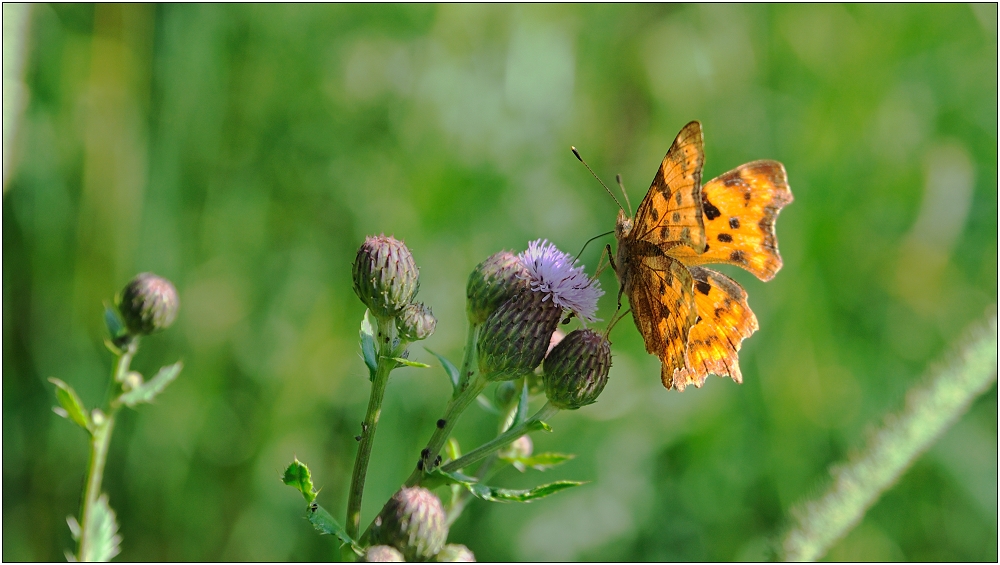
614 209 632 240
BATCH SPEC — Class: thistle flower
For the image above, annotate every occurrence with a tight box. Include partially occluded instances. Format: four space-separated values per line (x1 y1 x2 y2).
398 302 437 342
365 545 405 562
118 273 179 336
518 239 603 323
353 235 420 321
543 328 612 410
371 487 448 562
435 544 476 562
477 290 562 381
466 250 529 326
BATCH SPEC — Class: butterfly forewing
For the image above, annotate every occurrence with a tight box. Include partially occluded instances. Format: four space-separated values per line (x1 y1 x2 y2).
668 160 792 281
631 121 707 253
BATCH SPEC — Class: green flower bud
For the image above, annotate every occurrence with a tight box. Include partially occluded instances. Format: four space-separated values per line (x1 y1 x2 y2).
371 487 448 562
398 302 437 342
542 328 612 410
466 251 529 326
353 235 420 321
365 545 405 562
117 273 179 336
435 544 476 562
477 291 561 382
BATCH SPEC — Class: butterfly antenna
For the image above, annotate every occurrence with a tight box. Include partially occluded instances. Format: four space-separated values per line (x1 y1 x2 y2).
616 173 633 217
571 146 624 213
575 230 614 263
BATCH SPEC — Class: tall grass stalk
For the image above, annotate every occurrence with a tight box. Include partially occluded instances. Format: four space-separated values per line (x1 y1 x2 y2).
780 309 998 561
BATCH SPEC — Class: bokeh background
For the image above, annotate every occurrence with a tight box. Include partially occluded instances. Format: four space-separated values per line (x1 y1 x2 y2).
3 4 996 561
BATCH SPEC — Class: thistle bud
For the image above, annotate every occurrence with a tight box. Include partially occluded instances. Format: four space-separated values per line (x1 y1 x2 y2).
353 235 420 321
118 273 179 336
466 251 529 326
365 545 405 562
477 291 561 381
371 487 448 562
542 328 612 410
398 302 437 342
436 544 476 562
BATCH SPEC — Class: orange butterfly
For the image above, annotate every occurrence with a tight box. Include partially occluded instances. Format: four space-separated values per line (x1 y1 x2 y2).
611 121 792 390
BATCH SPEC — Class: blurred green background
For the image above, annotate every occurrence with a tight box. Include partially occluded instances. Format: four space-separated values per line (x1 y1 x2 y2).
3 4 996 561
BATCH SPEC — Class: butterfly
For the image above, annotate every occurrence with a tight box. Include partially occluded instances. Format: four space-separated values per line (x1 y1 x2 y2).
610 121 792 390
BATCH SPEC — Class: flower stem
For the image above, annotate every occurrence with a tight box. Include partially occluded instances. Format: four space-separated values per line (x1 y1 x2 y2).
346 320 404 541
780 310 998 562
77 342 133 561
442 402 558 474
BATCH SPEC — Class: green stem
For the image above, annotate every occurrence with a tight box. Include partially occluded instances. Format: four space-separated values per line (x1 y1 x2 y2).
457 324 477 393
780 311 998 562
77 342 134 561
442 402 559 474
346 319 405 542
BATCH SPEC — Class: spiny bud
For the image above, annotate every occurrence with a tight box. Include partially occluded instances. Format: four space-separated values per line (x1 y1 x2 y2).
365 545 405 562
398 302 437 342
542 328 612 410
371 487 448 562
466 251 529 326
118 273 179 336
435 544 476 562
353 235 420 321
477 291 561 382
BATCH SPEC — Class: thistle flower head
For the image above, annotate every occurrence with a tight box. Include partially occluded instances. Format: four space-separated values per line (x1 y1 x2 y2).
466 250 529 326
543 328 612 410
371 487 448 562
435 544 476 562
477 290 562 381
365 545 405 562
517 239 603 323
117 273 179 336
353 235 420 321
398 301 437 342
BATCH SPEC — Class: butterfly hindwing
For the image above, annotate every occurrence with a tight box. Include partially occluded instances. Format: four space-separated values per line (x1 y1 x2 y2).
669 160 792 281
631 121 707 253
624 251 698 389
671 266 759 391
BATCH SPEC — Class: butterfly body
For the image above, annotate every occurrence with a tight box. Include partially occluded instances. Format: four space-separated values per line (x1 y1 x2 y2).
611 121 791 391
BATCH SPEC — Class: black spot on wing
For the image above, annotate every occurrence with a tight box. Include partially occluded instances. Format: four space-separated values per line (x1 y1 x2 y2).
651 208 659 221
717 233 732 243
729 217 740 229
695 280 711 295
730 250 746 264
675 191 682 205
703 199 721 220
672 212 680 222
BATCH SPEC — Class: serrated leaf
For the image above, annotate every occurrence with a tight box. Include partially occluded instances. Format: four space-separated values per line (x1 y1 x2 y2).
307 502 360 553
501 452 575 472
76 493 121 562
425 348 460 392
282 458 317 504
360 310 378 379
49 378 92 433
117 362 183 407
424 468 585 503
392 357 431 368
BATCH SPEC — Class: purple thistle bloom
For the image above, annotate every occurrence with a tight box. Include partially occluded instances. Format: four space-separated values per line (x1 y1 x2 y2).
517 239 604 323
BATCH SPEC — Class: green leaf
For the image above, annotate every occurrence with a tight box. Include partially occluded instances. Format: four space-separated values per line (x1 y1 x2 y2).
426 348 460 392
117 362 183 407
360 310 377 379
476 393 499 414
282 458 317 504
514 378 529 426
392 357 431 368
424 468 585 503
49 378 92 433
72 493 121 562
445 437 462 461
103 303 126 340
307 502 360 551
501 452 575 472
